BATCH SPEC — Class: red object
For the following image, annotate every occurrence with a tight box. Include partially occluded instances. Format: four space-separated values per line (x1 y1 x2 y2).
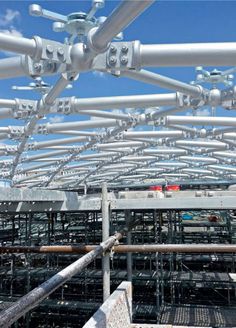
165 185 180 191
149 186 163 191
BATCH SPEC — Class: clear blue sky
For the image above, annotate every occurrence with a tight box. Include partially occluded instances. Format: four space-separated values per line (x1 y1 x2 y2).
0 0 235 137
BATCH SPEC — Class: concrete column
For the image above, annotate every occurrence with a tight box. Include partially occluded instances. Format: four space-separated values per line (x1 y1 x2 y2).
102 182 110 301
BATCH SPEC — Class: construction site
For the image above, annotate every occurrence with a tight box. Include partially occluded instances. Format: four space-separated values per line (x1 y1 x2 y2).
0 0 236 327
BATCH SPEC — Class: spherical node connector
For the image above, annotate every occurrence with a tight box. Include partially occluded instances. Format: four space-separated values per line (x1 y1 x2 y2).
209 88 221 107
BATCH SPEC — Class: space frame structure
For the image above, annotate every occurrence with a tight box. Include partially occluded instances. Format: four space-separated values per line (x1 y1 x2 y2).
0 0 236 189
0 0 236 327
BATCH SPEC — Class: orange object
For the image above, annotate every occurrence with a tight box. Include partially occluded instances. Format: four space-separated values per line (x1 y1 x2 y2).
149 186 162 191
165 185 180 191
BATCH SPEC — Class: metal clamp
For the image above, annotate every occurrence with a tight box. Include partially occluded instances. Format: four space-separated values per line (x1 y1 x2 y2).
93 41 140 71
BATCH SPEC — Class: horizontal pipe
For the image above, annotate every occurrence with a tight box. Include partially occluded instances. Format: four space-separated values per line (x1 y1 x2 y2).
2 244 236 254
0 32 36 56
144 148 188 155
165 115 236 126
0 56 27 79
79 109 130 121
0 232 123 327
31 136 88 150
73 93 177 111
97 141 145 149
208 165 236 172
22 150 69 162
45 119 117 133
90 0 154 52
179 156 219 164
123 130 183 138
140 42 236 67
175 140 227 149
122 69 202 97
54 130 97 136
0 108 13 120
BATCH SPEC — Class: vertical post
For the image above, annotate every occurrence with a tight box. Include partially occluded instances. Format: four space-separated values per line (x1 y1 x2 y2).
125 210 132 282
102 182 110 301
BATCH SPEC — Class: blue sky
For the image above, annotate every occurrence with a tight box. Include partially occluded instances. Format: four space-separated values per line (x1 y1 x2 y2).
0 0 236 138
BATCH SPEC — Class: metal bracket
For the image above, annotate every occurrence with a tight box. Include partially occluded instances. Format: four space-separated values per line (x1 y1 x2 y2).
8 126 25 140
54 97 75 115
33 36 72 64
14 99 38 119
92 41 140 71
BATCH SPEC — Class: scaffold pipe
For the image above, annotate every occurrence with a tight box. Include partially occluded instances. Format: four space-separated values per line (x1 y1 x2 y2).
0 232 123 328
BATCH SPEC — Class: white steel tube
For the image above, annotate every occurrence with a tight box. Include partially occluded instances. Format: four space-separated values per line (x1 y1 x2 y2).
175 140 227 149
179 156 219 163
97 141 145 149
79 109 130 121
90 0 154 52
0 32 36 56
0 109 13 119
122 69 202 97
0 56 27 79
165 115 236 126
213 151 236 159
0 127 10 133
140 43 236 67
123 130 183 138
22 150 68 162
73 93 177 110
44 119 117 133
208 165 236 172
182 168 213 174
144 149 188 155
32 136 88 149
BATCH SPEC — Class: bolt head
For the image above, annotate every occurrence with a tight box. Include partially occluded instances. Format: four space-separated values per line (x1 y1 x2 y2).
121 56 128 65
57 47 64 56
110 45 117 53
121 45 128 53
109 56 117 65
46 45 54 54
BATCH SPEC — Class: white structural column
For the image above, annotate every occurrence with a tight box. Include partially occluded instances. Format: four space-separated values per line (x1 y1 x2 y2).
102 182 110 301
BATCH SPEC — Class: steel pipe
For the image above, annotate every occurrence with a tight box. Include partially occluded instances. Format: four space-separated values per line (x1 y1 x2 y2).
89 0 154 52
73 93 177 111
165 115 236 126
175 140 227 149
79 109 131 121
0 232 123 327
97 141 145 149
45 119 117 133
123 130 183 138
140 42 236 67
0 56 27 79
144 149 188 155
122 69 202 97
0 32 36 56
102 182 110 301
2 244 236 254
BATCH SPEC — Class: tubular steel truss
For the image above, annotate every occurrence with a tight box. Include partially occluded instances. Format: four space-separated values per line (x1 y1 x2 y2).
0 1 236 189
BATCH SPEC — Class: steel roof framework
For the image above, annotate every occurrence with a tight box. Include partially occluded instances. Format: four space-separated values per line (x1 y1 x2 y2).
0 1 236 190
